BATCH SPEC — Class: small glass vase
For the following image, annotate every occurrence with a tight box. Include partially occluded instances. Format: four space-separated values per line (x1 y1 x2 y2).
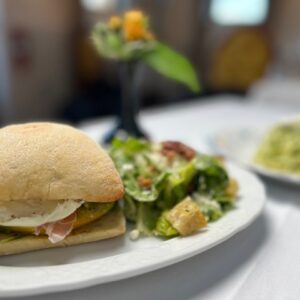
103 61 148 144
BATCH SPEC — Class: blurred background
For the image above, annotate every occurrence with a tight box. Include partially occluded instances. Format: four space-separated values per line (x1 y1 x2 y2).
0 0 298 125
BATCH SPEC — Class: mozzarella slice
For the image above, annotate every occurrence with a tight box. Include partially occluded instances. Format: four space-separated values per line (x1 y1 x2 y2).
0 199 84 227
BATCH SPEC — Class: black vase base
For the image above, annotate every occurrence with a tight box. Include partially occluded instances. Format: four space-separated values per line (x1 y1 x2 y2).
102 120 149 144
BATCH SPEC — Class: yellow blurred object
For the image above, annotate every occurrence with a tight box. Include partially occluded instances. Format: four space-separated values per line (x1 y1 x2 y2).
210 29 271 91
225 178 239 198
123 10 150 41
108 16 122 30
144 31 155 41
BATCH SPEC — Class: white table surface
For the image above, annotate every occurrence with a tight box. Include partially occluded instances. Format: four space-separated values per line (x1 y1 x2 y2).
9 96 300 300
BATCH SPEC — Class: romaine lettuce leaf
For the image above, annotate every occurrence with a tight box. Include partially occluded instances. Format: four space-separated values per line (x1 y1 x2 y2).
136 203 160 235
124 172 169 202
154 212 178 238
111 137 150 156
192 193 224 221
123 195 137 222
157 161 197 209
195 155 229 197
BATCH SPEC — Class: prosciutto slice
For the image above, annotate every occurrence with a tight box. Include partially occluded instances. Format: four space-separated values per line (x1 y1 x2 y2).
34 212 76 243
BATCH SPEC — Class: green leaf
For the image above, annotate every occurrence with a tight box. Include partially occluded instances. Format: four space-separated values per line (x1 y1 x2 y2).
111 137 150 157
123 195 138 222
142 42 200 93
124 172 168 203
136 203 160 235
192 193 224 222
125 180 159 202
92 25 123 59
195 155 229 197
157 161 198 209
154 212 178 238
92 22 156 61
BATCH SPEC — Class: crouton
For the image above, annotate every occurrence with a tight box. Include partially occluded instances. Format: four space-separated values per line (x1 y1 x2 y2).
167 197 207 236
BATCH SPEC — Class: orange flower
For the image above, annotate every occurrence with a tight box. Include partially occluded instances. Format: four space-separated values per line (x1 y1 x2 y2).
123 10 148 41
108 16 122 30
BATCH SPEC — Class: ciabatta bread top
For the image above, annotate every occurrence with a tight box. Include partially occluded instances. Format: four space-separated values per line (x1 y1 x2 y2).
0 123 124 202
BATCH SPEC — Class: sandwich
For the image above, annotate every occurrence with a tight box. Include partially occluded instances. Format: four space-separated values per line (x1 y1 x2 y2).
0 122 125 256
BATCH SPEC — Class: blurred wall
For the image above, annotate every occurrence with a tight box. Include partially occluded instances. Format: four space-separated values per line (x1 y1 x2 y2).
2 0 300 123
269 0 300 76
0 0 10 123
3 0 77 122
202 0 300 83
130 0 202 102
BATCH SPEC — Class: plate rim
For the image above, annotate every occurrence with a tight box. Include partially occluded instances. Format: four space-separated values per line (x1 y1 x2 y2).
0 163 265 298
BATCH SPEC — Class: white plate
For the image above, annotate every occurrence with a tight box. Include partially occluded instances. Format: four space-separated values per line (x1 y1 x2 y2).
211 127 300 184
0 163 265 298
